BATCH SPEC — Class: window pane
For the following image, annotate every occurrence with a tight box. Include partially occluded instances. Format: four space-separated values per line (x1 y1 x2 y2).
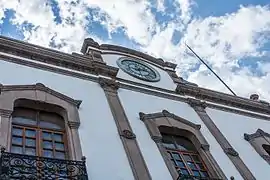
12 128 23 136
25 148 36 156
192 155 200 162
162 135 176 149
192 170 200 177
25 129 36 138
175 136 196 151
183 154 192 161
196 163 205 170
53 133 63 142
55 143 64 151
180 169 189 175
12 137 23 145
262 144 270 156
200 171 209 177
43 141 53 149
172 153 181 160
175 160 185 168
55 151 65 159
42 132 52 140
187 162 197 170
25 138 36 147
40 121 62 130
12 117 36 126
11 146 23 154
43 150 53 158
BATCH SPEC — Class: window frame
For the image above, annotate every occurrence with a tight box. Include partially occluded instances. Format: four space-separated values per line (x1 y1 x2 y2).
244 129 270 165
0 83 83 161
139 110 226 180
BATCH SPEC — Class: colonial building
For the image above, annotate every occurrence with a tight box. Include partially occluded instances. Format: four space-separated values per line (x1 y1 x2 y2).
0 35 269 180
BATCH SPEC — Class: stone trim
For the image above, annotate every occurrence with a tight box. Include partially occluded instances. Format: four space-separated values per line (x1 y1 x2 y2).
1 36 270 119
244 129 270 165
98 77 152 180
1 83 82 108
0 36 118 78
139 110 226 180
0 83 83 161
177 83 270 116
188 98 256 180
81 38 176 69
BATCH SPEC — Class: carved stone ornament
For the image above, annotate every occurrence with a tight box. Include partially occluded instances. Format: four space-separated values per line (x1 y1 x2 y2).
244 129 270 141
121 130 136 139
98 78 119 92
187 98 207 109
224 148 239 157
68 121 80 129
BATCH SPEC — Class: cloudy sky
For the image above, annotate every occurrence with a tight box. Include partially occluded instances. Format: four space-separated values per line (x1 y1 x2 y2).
0 0 270 100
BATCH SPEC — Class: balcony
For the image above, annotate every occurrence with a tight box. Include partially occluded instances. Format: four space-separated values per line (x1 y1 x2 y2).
177 174 223 180
0 148 88 180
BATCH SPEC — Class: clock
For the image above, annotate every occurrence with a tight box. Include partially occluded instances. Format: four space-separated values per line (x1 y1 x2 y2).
117 57 160 82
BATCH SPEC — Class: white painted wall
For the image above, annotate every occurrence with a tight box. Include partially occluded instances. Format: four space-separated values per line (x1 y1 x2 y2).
206 108 270 180
118 89 242 180
0 59 134 180
102 54 177 91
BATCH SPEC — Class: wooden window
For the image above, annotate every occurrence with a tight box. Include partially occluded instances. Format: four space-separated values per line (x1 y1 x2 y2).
10 107 67 159
162 134 209 178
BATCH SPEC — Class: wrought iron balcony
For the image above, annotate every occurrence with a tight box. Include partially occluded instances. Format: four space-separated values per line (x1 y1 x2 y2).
0 148 88 180
177 174 223 180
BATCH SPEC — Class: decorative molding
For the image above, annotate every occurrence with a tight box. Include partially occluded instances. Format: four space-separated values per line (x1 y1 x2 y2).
68 121 80 129
244 129 270 165
190 103 256 180
100 79 152 180
139 110 201 130
0 109 12 118
121 130 136 139
140 110 226 180
1 83 82 108
0 36 118 79
1 36 270 120
244 129 270 141
81 38 176 69
224 148 239 157
98 77 119 93
176 83 270 116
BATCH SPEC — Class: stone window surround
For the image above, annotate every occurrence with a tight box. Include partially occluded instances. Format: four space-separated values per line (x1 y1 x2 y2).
244 129 270 164
139 110 226 180
0 83 83 161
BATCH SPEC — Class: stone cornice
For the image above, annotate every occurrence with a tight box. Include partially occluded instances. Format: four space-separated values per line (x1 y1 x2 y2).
139 110 201 130
98 77 119 93
1 83 82 108
81 38 177 69
0 36 118 78
244 129 270 141
176 83 270 115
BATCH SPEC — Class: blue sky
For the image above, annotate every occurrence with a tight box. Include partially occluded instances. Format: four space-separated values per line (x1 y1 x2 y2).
0 0 270 99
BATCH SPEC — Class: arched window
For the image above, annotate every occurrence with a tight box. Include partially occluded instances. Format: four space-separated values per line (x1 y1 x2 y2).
162 133 209 178
11 107 67 159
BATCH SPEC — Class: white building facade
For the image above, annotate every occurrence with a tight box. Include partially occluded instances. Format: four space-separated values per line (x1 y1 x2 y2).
0 36 269 180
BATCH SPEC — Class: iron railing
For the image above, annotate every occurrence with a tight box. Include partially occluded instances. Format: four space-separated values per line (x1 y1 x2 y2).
0 148 88 180
177 174 223 180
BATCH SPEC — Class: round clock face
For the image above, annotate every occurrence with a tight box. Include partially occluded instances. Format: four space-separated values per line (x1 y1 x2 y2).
117 57 160 82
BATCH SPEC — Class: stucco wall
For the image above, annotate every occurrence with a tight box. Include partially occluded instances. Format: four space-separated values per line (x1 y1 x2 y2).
0 59 134 180
206 108 270 180
118 89 242 180
102 54 177 91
